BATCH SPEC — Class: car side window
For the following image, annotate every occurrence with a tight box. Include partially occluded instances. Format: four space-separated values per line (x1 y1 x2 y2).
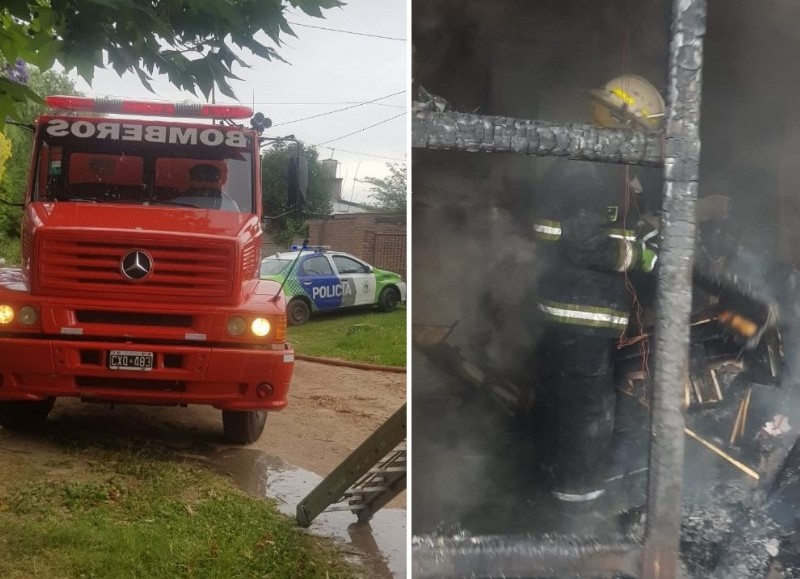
333 255 369 274
299 255 334 276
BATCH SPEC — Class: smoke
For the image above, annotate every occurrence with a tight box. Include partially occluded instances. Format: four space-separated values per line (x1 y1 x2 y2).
412 0 800 571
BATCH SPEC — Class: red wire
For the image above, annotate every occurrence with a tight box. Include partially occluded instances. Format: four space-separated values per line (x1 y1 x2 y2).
615 3 652 382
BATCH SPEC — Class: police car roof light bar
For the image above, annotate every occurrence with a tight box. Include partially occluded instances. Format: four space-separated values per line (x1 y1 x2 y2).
44 96 254 120
290 244 329 252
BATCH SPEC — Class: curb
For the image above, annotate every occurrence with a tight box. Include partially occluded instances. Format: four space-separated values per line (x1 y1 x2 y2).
295 354 407 374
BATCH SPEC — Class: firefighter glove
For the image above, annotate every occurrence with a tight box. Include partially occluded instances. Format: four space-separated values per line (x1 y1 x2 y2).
639 241 658 273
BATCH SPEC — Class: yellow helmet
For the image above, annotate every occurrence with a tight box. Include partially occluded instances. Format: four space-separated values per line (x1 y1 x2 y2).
589 74 665 130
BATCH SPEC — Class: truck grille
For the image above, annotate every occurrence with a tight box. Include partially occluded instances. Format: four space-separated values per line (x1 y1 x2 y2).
75 310 194 328
38 237 235 300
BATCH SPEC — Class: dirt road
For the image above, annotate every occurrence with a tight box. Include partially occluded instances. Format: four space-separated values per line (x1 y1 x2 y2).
1 359 406 495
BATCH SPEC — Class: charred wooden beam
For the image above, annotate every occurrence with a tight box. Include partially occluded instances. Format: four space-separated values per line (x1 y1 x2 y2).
412 534 641 578
642 0 707 577
411 107 664 167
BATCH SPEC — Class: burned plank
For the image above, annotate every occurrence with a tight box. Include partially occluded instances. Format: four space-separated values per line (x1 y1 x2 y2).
641 0 708 577
412 533 641 578
411 107 664 167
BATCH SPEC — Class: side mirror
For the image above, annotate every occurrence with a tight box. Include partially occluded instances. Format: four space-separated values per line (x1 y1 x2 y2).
287 155 308 210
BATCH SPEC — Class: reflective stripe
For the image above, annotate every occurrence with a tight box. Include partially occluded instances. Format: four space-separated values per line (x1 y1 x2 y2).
607 228 637 242
533 223 561 240
641 228 660 243
538 301 628 330
615 239 637 272
552 489 606 502
534 220 637 243
611 87 635 106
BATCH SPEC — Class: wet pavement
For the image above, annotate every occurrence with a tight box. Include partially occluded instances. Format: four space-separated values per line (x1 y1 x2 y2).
207 447 406 579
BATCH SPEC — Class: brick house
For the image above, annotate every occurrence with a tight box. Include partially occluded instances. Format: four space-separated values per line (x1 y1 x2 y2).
261 158 407 278
307 212 407 279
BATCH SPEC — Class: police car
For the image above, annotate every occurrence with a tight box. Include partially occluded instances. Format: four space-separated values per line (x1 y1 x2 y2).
260 246 407 325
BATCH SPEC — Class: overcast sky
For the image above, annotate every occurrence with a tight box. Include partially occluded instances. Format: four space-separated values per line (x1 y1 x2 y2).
71 0 408 205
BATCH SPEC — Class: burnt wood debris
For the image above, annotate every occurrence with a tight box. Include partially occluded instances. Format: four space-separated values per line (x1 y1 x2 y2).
413 0 800 576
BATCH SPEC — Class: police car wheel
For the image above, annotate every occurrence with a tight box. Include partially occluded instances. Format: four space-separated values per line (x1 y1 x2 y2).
378 286 400 312
222 410 267 444
0 398 56 429
287 298 311 326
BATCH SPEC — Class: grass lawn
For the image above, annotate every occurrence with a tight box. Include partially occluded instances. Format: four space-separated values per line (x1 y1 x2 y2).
288 306 407 368
0 447 358 579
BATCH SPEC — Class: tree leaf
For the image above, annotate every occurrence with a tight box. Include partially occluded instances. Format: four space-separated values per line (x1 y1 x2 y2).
0 0 343 119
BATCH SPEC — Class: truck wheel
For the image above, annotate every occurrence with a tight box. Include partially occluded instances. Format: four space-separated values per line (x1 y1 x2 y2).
288 298 310 326
378 286 400 312
222 410 267 444
0 398 56 429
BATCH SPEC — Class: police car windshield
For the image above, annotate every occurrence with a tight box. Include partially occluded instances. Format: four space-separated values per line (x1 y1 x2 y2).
33 118 254 213
260 258 293 276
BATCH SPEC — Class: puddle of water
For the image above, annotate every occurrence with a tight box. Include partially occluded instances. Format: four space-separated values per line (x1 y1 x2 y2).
208 448 406 579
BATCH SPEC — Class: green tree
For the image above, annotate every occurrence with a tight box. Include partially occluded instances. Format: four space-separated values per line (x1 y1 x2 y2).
362 163 406 212
0 0 344 124
1 66 81 206
261 141 332 248
0 67 80 262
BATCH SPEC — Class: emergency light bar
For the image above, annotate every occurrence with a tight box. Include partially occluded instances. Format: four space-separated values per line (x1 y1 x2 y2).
290 245 329 252
44 95 254 120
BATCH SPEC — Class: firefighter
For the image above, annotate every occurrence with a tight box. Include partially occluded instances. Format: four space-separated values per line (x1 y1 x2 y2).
186 163 240 211
532 75 665 510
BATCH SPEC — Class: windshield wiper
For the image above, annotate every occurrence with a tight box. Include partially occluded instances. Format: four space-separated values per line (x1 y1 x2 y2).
67 197 99 203
150 200 201 208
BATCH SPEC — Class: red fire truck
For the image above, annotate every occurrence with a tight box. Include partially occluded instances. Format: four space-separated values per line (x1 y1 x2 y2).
0 95 299 443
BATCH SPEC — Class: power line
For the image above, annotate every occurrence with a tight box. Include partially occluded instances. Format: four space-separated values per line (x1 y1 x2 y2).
270 90 405 128
287 21 406 41
319 146 405 162
251 101 404 109
315 112 406 147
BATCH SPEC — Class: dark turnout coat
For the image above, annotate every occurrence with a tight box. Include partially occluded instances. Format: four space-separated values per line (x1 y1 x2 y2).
533 159 661 337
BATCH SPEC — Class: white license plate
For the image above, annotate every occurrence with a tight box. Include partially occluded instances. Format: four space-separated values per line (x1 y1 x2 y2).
108 350 154 371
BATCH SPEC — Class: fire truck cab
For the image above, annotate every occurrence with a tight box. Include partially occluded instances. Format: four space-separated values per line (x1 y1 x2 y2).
0 95 298 444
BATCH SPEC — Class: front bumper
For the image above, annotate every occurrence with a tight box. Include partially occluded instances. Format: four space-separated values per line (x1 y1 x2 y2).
0 337 294 411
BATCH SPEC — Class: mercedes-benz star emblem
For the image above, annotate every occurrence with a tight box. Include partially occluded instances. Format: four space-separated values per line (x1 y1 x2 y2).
120 249 153 281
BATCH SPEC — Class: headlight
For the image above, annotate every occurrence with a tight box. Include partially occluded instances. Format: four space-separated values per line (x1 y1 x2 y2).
251 318 271 337
0 305 13 325
227 316 247 336
18 306 38 326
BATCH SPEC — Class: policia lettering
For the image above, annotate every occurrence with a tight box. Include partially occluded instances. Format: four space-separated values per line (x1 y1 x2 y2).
306 278 360 308
311 282 353 300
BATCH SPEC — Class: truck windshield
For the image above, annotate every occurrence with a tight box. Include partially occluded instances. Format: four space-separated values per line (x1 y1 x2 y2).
32 118 255 213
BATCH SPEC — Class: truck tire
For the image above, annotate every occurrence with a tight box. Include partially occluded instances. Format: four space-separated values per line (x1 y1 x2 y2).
0 398 56 429
222 410 267 444
288 298 311 326
378 286 400 312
